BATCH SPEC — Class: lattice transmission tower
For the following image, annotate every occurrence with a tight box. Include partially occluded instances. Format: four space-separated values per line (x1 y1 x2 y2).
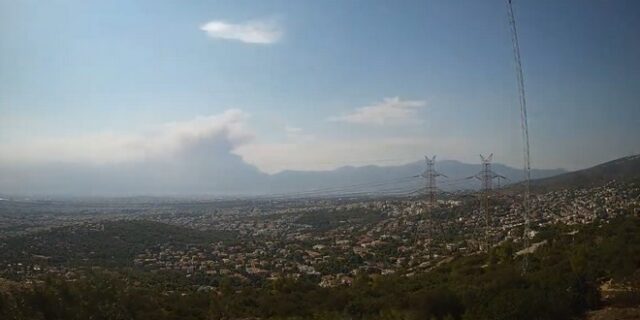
423 156 447 206
471 154 506 252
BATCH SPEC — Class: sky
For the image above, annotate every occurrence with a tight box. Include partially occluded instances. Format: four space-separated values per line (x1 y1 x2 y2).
1 0 639 194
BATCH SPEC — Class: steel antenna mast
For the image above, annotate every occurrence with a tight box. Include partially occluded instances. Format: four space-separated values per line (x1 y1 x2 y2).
506 0 532 273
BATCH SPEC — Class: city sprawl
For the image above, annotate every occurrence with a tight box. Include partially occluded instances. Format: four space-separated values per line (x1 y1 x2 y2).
2 180 638 290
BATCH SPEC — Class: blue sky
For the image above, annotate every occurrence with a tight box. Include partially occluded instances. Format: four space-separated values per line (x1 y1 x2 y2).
1 0 639 175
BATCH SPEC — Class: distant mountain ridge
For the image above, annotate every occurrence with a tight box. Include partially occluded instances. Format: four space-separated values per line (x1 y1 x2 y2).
264 159 566 195
528 155 640 191
0 156 568 197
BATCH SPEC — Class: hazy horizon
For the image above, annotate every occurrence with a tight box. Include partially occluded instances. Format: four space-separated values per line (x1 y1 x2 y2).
1 0 639 195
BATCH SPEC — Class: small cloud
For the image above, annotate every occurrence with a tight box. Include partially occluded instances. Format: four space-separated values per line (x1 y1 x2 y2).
329 97 426 125
200 19 282 44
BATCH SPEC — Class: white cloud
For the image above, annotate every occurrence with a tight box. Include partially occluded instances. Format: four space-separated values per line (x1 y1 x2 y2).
0 109 252 165
329 97 426 125
200 19 282 44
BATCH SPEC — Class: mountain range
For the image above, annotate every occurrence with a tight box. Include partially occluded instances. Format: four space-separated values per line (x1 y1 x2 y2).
265 159 565 196
1 155 565 196
7 153 639 197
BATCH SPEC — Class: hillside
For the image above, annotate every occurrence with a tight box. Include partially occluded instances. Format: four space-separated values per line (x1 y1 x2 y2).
529 155 640 191
0 220 235 269
1 216 639 319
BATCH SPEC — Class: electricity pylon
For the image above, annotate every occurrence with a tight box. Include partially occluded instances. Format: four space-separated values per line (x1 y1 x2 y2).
470 154 506 252
423 156 447 206
419 156 447 249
